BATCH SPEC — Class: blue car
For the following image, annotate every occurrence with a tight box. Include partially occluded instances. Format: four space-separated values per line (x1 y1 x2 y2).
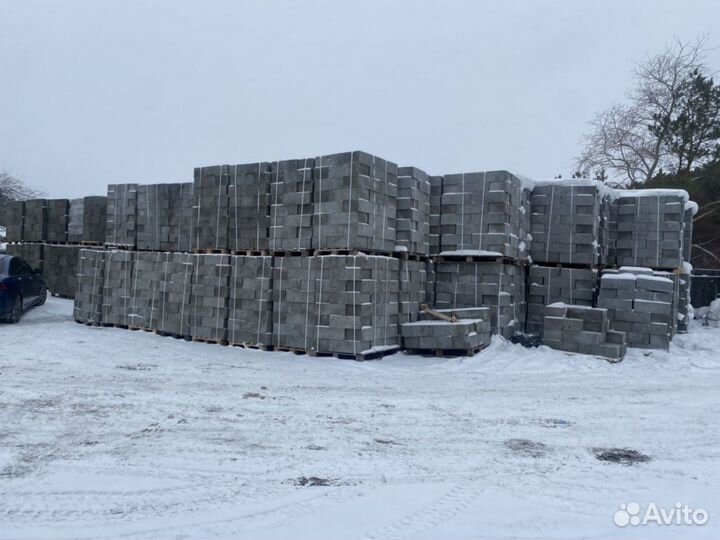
0 254 47 323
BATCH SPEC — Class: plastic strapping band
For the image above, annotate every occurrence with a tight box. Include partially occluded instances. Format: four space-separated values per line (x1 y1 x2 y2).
215 169 224 250
256 163 262 251
231 256 237 344
276 256 284 348
149 251 160 329
545 185 554 262
215 255 225 342
381 161 387 249
154 184 159 249
352 255 357 354
304 256 312 350
195 168 202 251
634 197 640 266
569 268 573 305
298 158 307 250
161 253 169 332
453 262 459 310
257 256 267 345
569 186 574 265
180 253 191 335
317 156 323 250
373 257 378 345
474 263 478 307
656 195 660 268
233 165 238 252
478 172 486 251
497 271 503 335
316 256 325 350
273 161 280 251
460 173 465 252
347 153 354 250
384 257 389 345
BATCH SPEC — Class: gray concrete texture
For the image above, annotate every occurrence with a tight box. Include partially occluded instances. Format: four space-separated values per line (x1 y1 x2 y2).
43 244 81 298
105 184 138 248
137 183 193 252
68 196 107 244
396 167 430 256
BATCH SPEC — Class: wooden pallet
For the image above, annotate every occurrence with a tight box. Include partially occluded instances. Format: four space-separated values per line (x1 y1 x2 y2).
80 241 103 246
229 342 274 351
431 254 521 265
269 250 314 258
192 337 228 346
404 344 487 357
315 249 394 257
393 251 429 262
154 330 190 340
104 244 135 251
231 249 270 256
193 248 230 255
307 346 400 362
533 261 600 271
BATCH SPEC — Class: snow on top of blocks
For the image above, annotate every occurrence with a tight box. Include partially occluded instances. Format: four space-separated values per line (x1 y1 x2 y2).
601 273 637 281
529 177 692 205
438 250 503 257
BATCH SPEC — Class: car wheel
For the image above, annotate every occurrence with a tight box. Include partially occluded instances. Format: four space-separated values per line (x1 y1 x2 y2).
8 295 22 323
37 286 47 306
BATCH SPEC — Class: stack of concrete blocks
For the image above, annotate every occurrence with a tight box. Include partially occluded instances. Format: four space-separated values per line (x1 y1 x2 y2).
677 269 691 333
193 166 230 252
68 196 108 244
395 167 430 256
597 268 676 349
23 199 47 242
101 250 135 326
106 184 138 248
542 303 627 360
530 183 606 266
269 159 314 252
5 243 44 273
439 171 526 259
156 252 195 336
525 265 598 335
73 250 106 324
609 193 685 269
312 152 397 253
44 244 81 297
401 320 490 352
682 205 694 263
271 255 316 350
398 259 427 323
127 251 165 330
227 163 272 253
136 183 194 252
189 254 231 342
0 200 25 242
434 261 525 339
45 199 69 243
429 176 443 254
228 255 273 347
425 260 436 307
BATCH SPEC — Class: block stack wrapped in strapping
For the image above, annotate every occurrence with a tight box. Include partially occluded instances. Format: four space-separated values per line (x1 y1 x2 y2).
0 200 25 242
156 252 195 336
105 184 138 248
228 255 273 347
137 183 194 252
45 199 69 243
101 250 135 326
525 265 598 335
68 196 107 244
189 254 231 342
127 251 165 330
44 244 81 298
312 152 397 253
193 166 230 252
398 259 427 323
228 163 272 253
395 167 430 256
23 199 47 242
530 183 607 266
429 175 443 255
439 171 526 259
269 159 314 252
433 261 525 339
609 193 685 269
74 249 106 324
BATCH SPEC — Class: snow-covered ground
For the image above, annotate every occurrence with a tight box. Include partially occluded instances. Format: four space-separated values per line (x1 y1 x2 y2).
1 297 719 539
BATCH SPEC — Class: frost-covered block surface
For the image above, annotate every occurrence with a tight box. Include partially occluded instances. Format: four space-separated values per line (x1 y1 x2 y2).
401 318 491 350
434 261 525 338
312 151 398 253
395 166 430 256
530 183 608 266
438 171 528 260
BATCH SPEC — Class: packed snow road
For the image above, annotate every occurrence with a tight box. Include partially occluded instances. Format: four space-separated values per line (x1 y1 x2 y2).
1 297 719 539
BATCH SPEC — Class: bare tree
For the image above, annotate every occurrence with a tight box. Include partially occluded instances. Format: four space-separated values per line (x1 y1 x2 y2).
577 37 710 185
0 172 43 204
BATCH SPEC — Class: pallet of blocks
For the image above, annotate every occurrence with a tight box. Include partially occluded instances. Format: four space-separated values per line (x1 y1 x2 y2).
101 250 135 327
73 250 106 324
434 261 525 339
597 267 677 350
192 166 230 252
68 196 107 244
525 265 598 335
44 244 81 298
0 200 25 242
429 175 443 254
105 184 138 248
273 255 399 358
530 183 608 266
395 167 430 256
398 259 428 323
154 252 195 336
438 171 528 260
228 163 272 253
269 159 314 252
45 199 69 243
189 254 231 343
137 183 194 252
542 304 627 361
312 152 398 253
228 255 273 348
126 251 165 330
23 199 47 242
609 192 685 269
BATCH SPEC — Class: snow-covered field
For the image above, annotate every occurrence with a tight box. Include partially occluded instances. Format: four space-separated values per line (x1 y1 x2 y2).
1 297 719 539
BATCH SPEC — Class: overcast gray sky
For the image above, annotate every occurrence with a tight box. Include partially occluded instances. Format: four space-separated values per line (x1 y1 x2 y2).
1 0 719 198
